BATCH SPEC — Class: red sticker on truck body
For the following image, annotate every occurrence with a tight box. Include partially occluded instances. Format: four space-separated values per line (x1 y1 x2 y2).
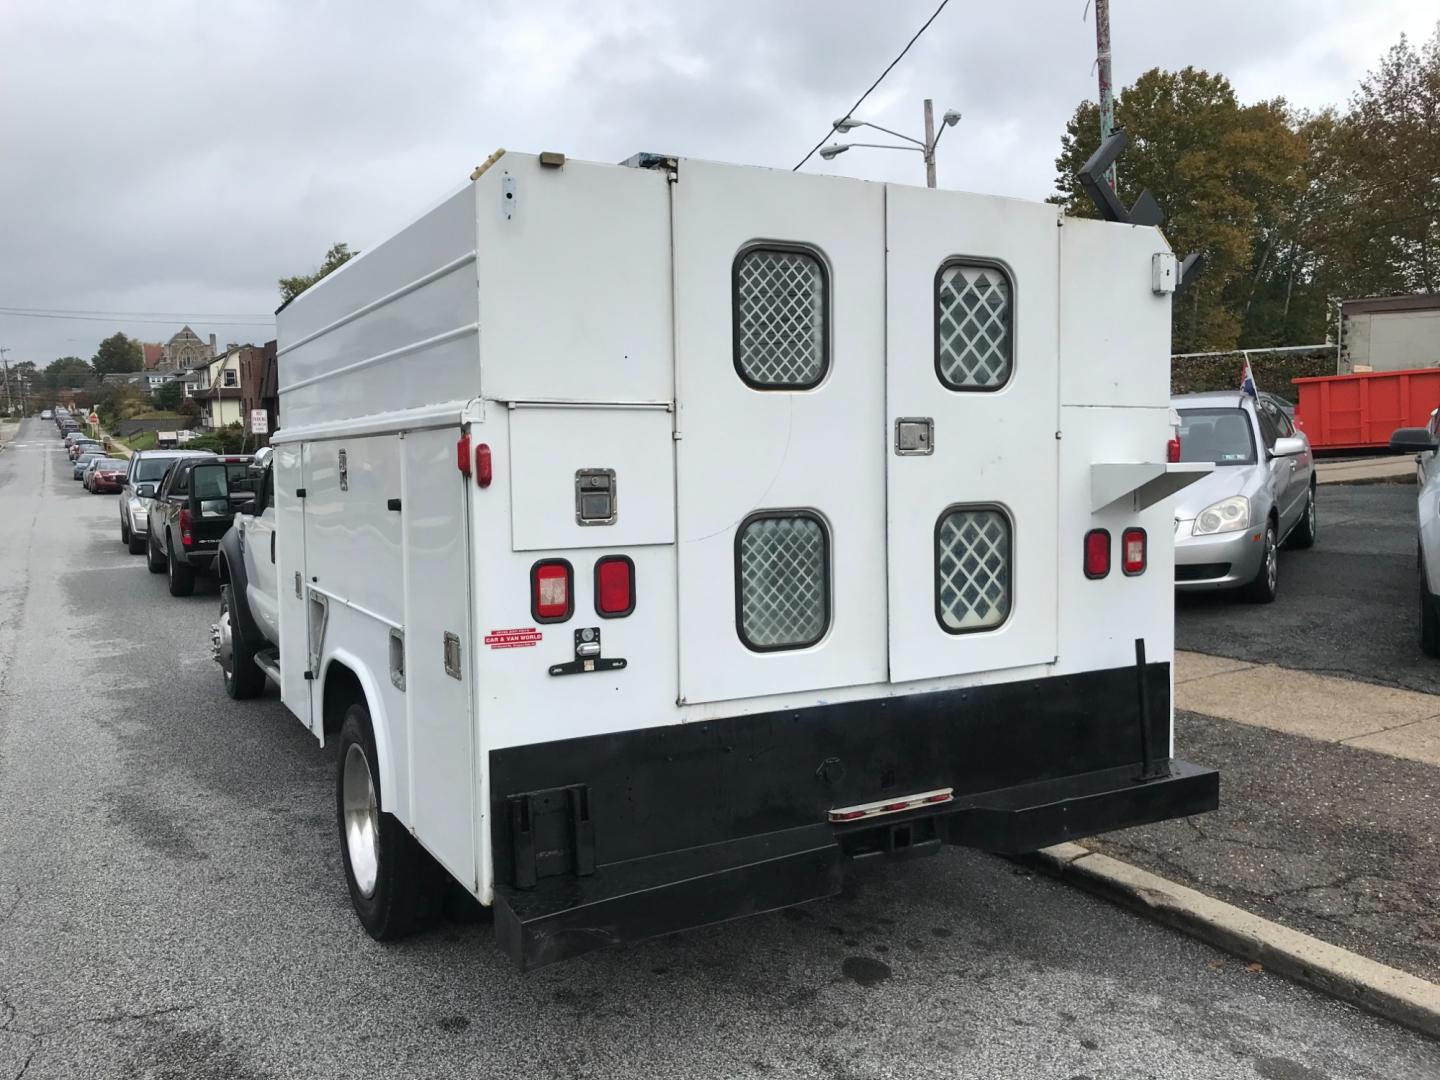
484 627 543 649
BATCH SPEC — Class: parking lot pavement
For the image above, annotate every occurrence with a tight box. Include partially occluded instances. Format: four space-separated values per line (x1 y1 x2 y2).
1177 483 1440 694
4 415 1440 1077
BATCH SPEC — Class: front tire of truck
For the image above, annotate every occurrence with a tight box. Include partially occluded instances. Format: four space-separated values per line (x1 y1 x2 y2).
218 585 266 700
336 702 440 940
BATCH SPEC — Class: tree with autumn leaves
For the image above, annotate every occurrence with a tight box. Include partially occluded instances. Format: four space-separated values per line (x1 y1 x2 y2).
1052 26 1440 354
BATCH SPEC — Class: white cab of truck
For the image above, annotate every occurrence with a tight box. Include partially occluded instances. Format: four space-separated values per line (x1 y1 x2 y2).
213 149 1217 970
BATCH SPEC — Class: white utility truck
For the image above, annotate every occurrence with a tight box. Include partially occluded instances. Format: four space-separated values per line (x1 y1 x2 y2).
213 149 1217 969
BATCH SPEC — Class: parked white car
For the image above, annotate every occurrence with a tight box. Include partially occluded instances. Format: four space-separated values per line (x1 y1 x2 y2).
1171 391 1316 602
1390 417 1440 654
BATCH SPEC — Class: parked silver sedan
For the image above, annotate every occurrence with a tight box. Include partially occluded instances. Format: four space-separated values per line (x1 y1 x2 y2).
1172 391 1316 602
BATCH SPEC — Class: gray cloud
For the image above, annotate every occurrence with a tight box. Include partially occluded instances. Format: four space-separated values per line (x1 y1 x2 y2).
1 0 1434 364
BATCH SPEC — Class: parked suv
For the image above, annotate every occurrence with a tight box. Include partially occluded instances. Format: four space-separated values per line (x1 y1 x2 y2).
146 456 254 596
1390 417 1440 655
119 449 216 555
1171 391 1316 602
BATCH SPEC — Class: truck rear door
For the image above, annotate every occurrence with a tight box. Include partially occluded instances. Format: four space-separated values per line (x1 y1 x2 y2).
883 187 1060 682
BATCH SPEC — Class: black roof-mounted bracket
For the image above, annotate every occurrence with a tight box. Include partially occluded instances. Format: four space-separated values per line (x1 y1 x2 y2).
1076 130 1165 227
1175 252 1206 298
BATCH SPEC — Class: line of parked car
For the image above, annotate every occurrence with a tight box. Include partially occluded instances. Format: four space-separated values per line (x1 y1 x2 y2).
49 406 258 597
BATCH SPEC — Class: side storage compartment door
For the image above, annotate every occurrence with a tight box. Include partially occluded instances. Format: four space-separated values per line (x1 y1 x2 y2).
274 442 314 730
672 160 888 704
402 427 477 891
884 187 1060 682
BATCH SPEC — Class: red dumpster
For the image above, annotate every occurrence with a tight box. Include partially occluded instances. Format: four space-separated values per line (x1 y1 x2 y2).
1292 367 1440 450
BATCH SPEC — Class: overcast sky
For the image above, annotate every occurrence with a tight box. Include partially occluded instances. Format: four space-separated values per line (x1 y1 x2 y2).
1 0 1435 367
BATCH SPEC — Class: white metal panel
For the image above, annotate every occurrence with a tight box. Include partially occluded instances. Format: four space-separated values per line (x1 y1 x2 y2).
1059 217 1173 408
277 185 480 431
1053 405 1177 678
273 443 314 732
402 427 477 890
475 155 674 404
885 185 1060 682
301 435 404 625
507 406 674 552
673 160 888 704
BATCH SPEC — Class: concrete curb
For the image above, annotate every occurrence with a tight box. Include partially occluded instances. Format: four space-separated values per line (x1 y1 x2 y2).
1031 842 1440 1041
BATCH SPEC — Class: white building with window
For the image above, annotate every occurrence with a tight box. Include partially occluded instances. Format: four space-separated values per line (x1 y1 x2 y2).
191 344 246 428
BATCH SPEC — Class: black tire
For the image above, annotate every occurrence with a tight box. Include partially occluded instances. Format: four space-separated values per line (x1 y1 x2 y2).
1242 521 1279 604
120 516 130 546
336 701 440 940
128 528 146 556
219 585 266 699
167 539 196 597
1421 547 1440 659
1288 486 1317 549
146 531 166 573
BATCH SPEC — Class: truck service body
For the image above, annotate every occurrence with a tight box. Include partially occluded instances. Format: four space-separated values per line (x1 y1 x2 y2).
216 150 1217 969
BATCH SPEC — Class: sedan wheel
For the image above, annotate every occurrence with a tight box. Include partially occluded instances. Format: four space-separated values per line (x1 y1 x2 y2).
1242 522 1278 604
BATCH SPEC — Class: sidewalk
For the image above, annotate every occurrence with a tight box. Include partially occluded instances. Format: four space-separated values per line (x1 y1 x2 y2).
1316 454 1415 485
0 418 18 450
1084 651 1440 983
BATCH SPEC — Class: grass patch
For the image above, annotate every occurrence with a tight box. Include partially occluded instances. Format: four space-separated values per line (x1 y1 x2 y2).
121 430 158 452
128 411 183 421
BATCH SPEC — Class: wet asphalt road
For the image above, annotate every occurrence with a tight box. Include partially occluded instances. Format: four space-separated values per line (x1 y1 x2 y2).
3 417 1440 1079
1176 482 1438 693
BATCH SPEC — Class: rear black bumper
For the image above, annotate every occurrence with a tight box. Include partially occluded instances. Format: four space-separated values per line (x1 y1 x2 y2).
491 661 1218 970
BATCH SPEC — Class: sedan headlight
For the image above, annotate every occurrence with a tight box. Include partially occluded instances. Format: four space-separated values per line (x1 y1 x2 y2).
1193 495 1251 536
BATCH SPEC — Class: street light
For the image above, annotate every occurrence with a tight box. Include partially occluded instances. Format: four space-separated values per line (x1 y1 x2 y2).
823 99 961 188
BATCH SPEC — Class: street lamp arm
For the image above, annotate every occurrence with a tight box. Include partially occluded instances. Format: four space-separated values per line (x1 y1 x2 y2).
840 141 924 154
846 120 926 147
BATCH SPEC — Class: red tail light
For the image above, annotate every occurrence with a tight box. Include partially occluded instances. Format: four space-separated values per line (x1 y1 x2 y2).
1122 527 1147 575
475 443 492 488
1084 528 1110 579
531 560 573 623
456 432 471 477
1167 436 1181 463
594 555 635 617
179 507 194 547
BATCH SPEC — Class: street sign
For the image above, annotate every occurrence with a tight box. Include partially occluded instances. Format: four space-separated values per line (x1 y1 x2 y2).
87 412 99 426
249 409 269 435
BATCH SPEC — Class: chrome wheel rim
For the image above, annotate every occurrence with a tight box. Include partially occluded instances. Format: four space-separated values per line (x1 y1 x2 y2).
1265 531 1278 592
342 744 380 898
214 605 234 675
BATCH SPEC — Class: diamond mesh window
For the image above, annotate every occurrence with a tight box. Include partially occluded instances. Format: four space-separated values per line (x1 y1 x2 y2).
936 262 1013 390
936 508 1011 633
736 513 830 651
733 247 828 388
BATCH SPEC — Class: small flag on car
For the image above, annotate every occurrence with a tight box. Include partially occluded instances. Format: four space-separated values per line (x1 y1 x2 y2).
1240 356 1258 399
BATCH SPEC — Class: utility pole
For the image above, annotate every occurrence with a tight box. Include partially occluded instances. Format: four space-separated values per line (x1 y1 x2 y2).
0 347 12 416
1094 0 1116 190
922 99 937 189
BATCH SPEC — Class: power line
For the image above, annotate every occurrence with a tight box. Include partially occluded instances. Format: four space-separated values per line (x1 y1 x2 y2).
792 0 953 173
0 304 275 318
0 309 273 327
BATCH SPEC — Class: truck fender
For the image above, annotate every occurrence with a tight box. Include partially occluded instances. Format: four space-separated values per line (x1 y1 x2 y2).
217 526 266 648
320 649 401 820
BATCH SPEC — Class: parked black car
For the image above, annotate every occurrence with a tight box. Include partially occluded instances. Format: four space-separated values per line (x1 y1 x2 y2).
145 457 254 596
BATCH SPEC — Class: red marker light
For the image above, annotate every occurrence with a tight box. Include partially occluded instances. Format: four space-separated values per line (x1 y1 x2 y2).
595 556 635 617
456 433 471 477
475 443 492 488
1167 436 1182 463
1084 529 1111 579
531 560 574 623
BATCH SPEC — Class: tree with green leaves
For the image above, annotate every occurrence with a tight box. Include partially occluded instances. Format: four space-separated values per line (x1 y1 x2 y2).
42 356 96 391
92 332 143 375
152 380 184 411
1052 67 1307 353
279 242 357 304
